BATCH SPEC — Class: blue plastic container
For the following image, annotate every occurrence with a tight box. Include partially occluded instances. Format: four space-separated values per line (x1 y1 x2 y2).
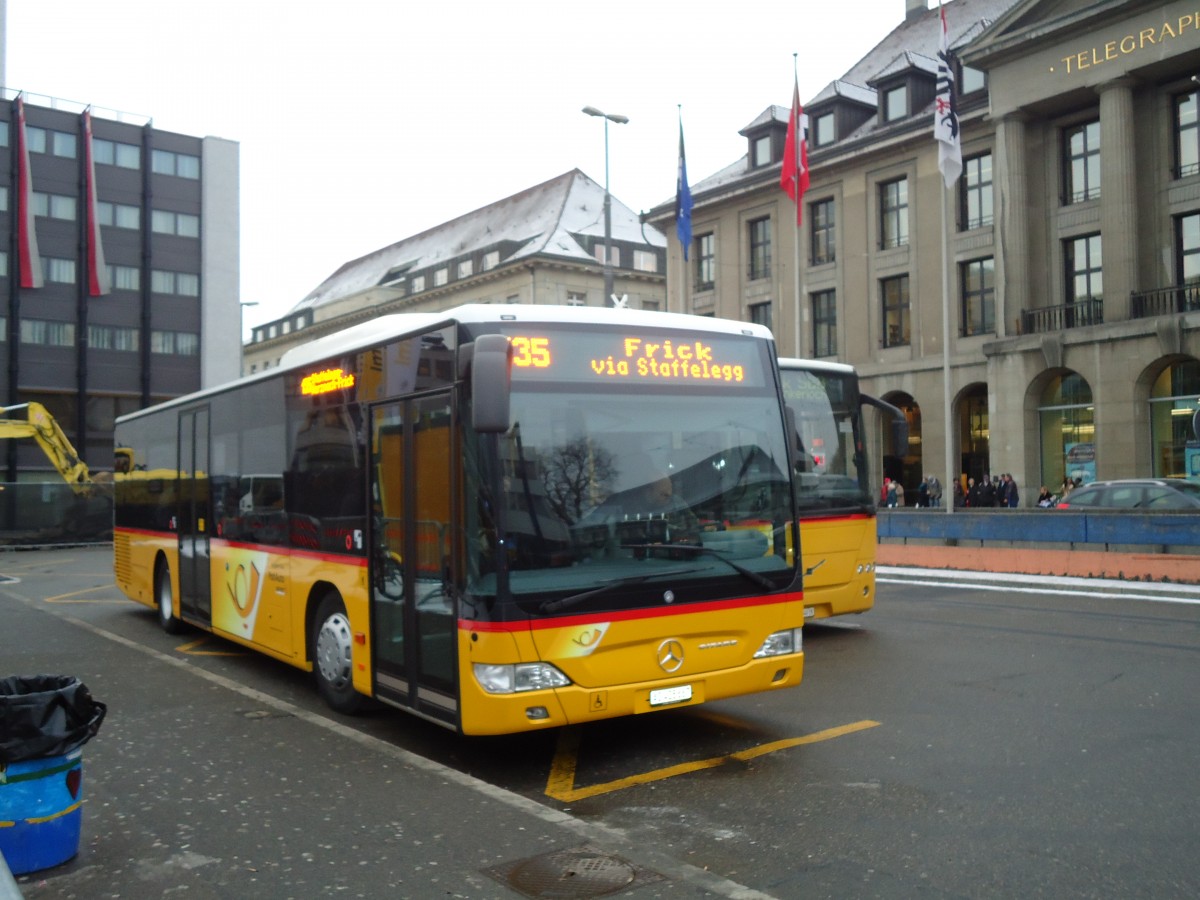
0 749 84 875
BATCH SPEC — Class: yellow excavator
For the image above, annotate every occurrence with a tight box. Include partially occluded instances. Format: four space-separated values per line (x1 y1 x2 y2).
0 402 94 493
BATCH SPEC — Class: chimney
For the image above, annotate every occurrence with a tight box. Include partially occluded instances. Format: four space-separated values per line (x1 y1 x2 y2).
907 0 930 20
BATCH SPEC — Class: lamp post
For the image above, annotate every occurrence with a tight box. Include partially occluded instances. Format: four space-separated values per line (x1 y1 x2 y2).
582 105 628 305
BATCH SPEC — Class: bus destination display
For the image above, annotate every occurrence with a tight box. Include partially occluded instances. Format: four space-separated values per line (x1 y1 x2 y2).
504 330 765 387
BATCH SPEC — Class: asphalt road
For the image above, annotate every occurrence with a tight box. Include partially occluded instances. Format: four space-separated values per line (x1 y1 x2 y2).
2 547 1198 899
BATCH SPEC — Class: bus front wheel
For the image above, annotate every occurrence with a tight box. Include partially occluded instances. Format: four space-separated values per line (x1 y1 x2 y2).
312 594 366 714
156 559 185 635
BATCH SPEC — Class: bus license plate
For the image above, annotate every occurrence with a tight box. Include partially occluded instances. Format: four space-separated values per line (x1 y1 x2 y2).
804 607 816 617
649 684 692 707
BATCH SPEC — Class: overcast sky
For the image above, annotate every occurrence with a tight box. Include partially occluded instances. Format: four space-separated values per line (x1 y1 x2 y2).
7 0 913 332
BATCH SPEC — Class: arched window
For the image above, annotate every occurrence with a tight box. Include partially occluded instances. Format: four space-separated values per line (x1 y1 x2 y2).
1039 373 1094 488
1149 359 1200 478
959 385 989 483
882 393 920 504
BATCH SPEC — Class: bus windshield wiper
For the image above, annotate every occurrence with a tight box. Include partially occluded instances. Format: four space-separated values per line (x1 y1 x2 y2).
540 568 702 614
622 543 777 592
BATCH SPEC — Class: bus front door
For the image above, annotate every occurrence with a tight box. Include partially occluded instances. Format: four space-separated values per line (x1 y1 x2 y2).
177 407 212 624
369 394 457 727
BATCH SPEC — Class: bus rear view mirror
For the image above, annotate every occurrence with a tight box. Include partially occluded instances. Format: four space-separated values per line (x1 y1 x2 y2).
471 334 513 434
862 394 909 452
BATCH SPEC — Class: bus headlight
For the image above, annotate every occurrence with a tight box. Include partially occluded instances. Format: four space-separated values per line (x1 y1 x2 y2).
753 627 803 658
473 662 571 694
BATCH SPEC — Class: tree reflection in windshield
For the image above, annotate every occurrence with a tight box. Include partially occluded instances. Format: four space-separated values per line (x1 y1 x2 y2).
465 388 796 606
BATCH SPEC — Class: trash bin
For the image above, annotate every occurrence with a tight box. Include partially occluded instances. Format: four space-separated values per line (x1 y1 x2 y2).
0 675 105 876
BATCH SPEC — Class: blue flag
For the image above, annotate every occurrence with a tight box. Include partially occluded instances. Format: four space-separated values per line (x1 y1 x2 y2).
675 119 693 261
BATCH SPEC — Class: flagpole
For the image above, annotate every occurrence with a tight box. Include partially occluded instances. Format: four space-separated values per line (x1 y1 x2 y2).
935 0 960 515
941 182 954 515
790 54 803 358
677 104 688 316
675 105 694 316
794 204 802 357
792 57 801 355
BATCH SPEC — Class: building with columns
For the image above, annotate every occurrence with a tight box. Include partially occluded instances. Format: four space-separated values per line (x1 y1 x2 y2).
645 0 1200 503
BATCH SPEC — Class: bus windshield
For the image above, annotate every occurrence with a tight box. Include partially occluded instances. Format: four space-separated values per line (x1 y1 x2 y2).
465 384 797 617
779 364 873 514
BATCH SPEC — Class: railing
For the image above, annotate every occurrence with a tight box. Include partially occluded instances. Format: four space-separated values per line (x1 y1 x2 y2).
1130 283 1200 318
1020 298 1103 334
879 508 1200 550
746 260 772 281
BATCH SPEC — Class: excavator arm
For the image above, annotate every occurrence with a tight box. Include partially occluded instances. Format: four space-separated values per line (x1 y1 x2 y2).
0 402 92 492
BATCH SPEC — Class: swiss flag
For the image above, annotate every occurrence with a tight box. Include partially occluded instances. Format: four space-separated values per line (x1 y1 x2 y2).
780 73 810 227
15 96 43 289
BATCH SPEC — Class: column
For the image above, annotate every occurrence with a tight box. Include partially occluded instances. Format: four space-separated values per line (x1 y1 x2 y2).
994 113 1028 335
1098 78 1138 323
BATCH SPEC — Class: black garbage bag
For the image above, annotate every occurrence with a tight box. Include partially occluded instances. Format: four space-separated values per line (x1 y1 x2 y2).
0 675 106 764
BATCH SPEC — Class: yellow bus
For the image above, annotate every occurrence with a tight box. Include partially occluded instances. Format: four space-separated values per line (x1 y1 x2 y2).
778 358 907 619
114 305 806 735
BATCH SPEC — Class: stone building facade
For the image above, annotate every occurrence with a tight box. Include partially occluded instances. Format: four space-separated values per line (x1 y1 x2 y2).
645 0 1200 503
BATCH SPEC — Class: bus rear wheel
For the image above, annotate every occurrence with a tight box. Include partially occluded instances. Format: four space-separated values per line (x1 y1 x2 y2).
312 594 366 714
156 559 185 634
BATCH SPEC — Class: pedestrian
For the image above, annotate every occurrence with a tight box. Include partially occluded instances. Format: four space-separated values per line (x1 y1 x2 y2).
1004 473 1020 508
881 477 891 507
918 477 929 508
979 474 996 508
953 480 965 507
966 477 978 507
894 480 905 507
886 479 898 508
928 474 942 508
1037 485 1055 508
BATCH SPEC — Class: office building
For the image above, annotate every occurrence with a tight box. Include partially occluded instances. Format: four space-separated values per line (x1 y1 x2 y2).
1 90 238 478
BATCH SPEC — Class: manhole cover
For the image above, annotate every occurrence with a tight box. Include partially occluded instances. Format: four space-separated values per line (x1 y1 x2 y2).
485 845 663 898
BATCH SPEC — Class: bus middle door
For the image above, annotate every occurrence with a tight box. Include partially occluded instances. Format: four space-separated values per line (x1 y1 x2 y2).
177 406 212 624
369 393 457 727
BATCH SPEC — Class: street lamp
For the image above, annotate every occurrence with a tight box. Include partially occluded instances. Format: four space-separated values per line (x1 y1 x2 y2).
582 105 628 305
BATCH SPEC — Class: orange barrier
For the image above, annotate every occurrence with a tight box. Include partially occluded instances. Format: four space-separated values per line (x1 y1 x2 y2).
877 543 1200 585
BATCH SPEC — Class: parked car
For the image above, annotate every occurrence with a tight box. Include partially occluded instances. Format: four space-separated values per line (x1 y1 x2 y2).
1056 478 1200 510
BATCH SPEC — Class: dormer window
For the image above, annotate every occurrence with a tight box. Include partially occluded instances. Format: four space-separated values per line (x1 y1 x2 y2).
379 261 416 288
961 65 985 94
752 134 773 168
814 112 836 147
884 85 908 122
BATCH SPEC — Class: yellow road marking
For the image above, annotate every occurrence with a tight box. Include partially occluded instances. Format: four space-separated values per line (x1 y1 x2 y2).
176 638 244 657
44 583 124 603
545 719 880 802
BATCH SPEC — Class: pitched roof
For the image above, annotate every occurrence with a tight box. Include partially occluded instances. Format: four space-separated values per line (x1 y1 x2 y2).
810 0 1019 105
680 0 1020 200
293 169 665 313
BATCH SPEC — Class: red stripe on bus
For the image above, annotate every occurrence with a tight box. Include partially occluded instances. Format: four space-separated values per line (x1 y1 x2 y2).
460 591 804 633
210 537 367 568
115 529 367 569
